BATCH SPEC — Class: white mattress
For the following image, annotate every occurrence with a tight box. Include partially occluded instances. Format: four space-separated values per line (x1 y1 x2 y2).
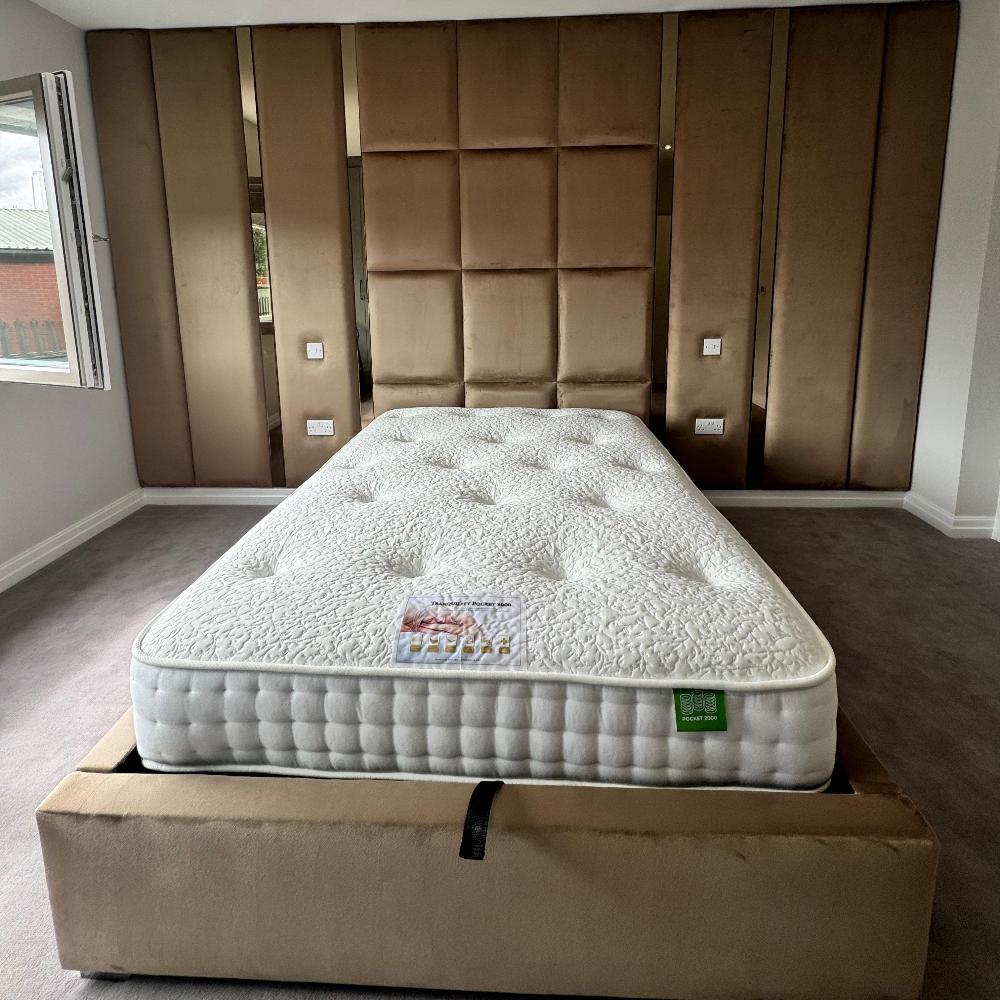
131 407 837 789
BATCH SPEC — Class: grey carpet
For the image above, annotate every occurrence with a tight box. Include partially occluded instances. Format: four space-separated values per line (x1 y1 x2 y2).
1 505 998 999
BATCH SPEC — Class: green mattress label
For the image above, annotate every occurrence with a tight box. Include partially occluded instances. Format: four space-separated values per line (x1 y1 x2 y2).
674 690 727 732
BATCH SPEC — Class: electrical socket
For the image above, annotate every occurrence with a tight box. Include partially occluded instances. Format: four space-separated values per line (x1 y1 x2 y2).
703 337 722 356
306 419 335 436
306 342 324 360
694 418 725 436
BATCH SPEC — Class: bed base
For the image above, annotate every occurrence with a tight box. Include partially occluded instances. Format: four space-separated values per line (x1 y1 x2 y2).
38 710 937 1000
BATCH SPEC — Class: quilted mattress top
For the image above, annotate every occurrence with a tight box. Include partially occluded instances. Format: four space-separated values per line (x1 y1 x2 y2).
134 408 834 691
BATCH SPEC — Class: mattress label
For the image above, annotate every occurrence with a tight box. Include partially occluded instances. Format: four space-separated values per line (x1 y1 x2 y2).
395 594 525 668
673 690 728 732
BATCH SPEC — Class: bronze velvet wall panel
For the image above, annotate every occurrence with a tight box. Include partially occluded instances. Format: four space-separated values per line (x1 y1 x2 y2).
87 31 194 487
88 6 958 490
151 29 271 487
666 9 773 488
356 23 458 151
458 19 558 149
764 7 885 488
460 150 557 269
358 15 660 419
252 25 361 487
558 15 661 147
849 2 959 490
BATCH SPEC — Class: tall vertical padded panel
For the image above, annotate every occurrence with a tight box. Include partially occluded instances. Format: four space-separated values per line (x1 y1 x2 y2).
151 29 271 487
86 31 193 486
356 23 463 415
849 2 959 489
459 19 559 409
557 15 661 420
666 10 773 487
252 26 361 487
764 7 885 487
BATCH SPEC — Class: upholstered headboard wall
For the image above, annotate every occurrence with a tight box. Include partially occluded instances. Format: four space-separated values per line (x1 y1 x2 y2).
356 17 660 420
87 3 958 492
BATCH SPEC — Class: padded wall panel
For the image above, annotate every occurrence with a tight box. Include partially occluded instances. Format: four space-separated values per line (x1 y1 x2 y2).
849 1 959 490
558 15 662 146
87 31 194 487
558 147 658 268
460 150 557 269
369 272 463 383
363 152 461 270
463 271 556 382
665 10 773 488
356 23 458 151
252 26 360 487
465 382 557 408
374 382 465 416
360 15 659 421
764 7 885 488
151 29 271 487
458 19 558 149
558 269 653 382
558 382 650 421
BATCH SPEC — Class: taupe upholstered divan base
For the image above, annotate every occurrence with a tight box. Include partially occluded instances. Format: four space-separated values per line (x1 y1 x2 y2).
37 710 937 1000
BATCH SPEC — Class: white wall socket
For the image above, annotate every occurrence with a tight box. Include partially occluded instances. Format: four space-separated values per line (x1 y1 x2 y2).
694 417 725 436
306 342 324 360
306 419 335 436
703 337 722 356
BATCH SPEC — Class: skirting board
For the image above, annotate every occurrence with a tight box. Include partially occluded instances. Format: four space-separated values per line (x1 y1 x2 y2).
902 491 999 540
142 487 294 506
711 489 997 538
0 488 145 594
706 490 907 509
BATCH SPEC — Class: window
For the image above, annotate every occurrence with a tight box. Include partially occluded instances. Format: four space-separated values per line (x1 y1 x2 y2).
0 72 107 388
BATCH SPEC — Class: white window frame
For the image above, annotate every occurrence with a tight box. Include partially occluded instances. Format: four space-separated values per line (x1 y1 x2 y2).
0 71 108 389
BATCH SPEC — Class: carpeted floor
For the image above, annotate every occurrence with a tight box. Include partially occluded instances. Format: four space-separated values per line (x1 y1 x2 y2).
1 505 998 999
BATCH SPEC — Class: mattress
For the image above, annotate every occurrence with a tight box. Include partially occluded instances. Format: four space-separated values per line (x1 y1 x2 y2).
131 407 837 790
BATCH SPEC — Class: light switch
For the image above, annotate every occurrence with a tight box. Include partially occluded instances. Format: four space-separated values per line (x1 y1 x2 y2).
306 342 324 360
703 337 722 357
694 418 725 436
306 419 335 436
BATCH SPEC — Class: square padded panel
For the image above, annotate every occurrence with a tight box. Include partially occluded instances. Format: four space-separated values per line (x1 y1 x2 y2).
363 152 460 270
465 382 557 408
460 150 557 268
558 381 651 421
458 19 558 148
558 269 653 382
558 15 662 146
463 270 557 381
374 381 465 415
356 23 458 151
558 147 657 268
369 271 463 382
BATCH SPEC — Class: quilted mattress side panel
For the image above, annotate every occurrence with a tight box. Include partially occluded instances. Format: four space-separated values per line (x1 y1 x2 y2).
131 661 838 789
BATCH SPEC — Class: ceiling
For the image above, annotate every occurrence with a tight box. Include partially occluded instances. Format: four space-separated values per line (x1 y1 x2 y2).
34 0 908 31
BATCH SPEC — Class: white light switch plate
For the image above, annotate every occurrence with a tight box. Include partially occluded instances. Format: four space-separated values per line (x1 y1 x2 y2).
695 418 725 436
306 342 324 360
703 337 722 356
306 419 334 436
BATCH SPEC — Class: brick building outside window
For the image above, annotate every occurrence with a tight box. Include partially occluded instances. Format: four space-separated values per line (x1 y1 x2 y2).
0 207 66 366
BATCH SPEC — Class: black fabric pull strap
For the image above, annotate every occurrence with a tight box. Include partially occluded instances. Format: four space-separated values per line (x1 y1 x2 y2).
458 780 504 861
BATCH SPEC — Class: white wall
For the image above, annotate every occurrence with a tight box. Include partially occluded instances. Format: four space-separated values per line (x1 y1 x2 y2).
0 0 138 571
910 0 1000 527
956 154 1000 518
